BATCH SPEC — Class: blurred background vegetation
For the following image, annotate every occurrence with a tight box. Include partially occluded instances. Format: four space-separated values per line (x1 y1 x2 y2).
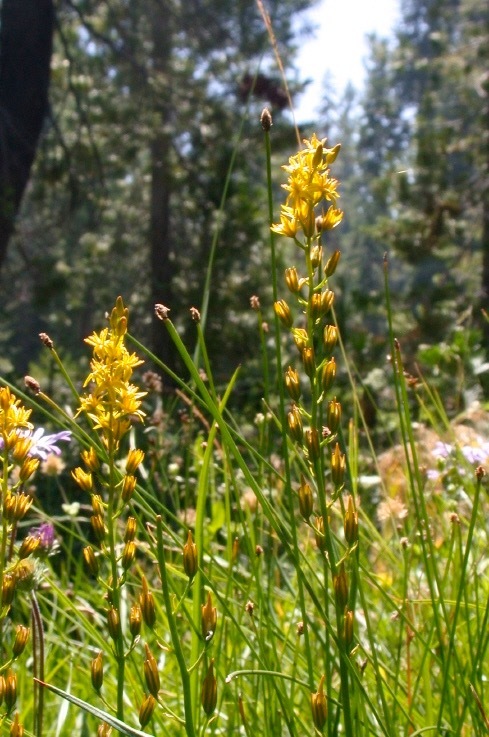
0 0 488 413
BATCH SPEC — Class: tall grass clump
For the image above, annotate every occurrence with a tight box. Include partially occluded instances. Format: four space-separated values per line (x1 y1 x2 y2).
0 113 487 737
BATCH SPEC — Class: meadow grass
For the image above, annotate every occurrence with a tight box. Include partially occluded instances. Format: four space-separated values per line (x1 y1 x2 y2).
0 119 488 737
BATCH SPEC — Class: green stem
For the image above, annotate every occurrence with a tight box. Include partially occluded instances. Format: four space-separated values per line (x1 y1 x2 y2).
155 516 196 737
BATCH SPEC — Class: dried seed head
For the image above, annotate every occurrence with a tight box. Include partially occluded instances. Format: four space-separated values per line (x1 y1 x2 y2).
24 375 41 395
154 303 170 321
260 108 272 131
250 295 260 310
190 306 201 322
201 659 217 716
39 332 54 349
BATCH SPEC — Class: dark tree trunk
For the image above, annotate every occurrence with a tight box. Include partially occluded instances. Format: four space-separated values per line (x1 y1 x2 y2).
149 0 175 374
0 0 55 270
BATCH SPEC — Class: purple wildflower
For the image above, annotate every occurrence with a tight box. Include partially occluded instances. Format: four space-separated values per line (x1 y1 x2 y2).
31 522 56 553
26 428 72 460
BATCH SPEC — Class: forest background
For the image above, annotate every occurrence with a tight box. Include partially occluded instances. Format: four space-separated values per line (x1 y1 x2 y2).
0 0 488 418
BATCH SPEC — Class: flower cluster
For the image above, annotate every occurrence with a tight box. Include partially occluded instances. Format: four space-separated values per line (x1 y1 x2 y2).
271 134 343 241
76 297 146 449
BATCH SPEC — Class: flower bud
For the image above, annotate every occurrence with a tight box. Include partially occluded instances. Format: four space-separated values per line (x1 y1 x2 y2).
301 206 316 239
5 671 17 712
323 325 338 355
13 492 34 521
310 293 323 322
124 516 137 542
310 244 323 269
97 723 112 737
144 644 160 698
91 515 106 544
129 603 142 639
284 366 301 402
19 457 39 483
9 712 23 737
0 674 5 704
183 530 198 580
305 428 321 462
138 693 156 728
107 607 120 641
201 591 217 642
298 477 313 520
325 250 341 277
301 346 315 378
140 576 156 629
121 541 136 570
201 660 217 716
330 443 346 488
260 108 272 131
314 516 327 552
285 267 300 293
287 405 303 443
83 545 99 577
91 495 104 517
292 327 309 353
81 447 99 472
17 536 40 560
121 474 137 503
343 609 354 651
311 675 327 731
274 299 293 329
91 651 104 691
12 436 32 463
12 625 29 658
333 564 349 611
344 495 358 546
14 560 35 592
327 398 341 434
126 449 145 475
321 358 336 393
2 574 15 607
321 289 334 314
71 467 93 492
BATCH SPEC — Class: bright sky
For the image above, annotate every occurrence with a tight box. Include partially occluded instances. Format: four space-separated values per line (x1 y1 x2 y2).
294 0 400 122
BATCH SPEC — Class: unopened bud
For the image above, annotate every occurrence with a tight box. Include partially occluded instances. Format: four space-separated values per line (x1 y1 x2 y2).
107 607 120 641
121 541 136 570
129 603 142 638
305 428 321 462
144 644 160 698
124 516 137 542
183 530 198 580
310 244 323 269
91 515 106 543
343 609 354 651
310 675 327 731
83 546 99 577
5 671 17 712
321 289 334 314
323 325 338 355
71 467 93 492
284 267 300 293
284 366 301 401
314 516 327 551
330 443 346 488
91 651 104 691
2 574 15 607
81 447 99 472
19 458 39 483
121 474 137 503
274 299 293 329
140 576 156 629
139 693 157 728
327 398 341 434
298 477 313 520
287 405 303 442
126 449 144 475
301 346 315 378
325 250 341 277
321 358 336 393
201 591 217 642
344 495 358 546
333 564 349 611
17 535 40 560
9 712 23 737
12 625 29 658
201 660 217 715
